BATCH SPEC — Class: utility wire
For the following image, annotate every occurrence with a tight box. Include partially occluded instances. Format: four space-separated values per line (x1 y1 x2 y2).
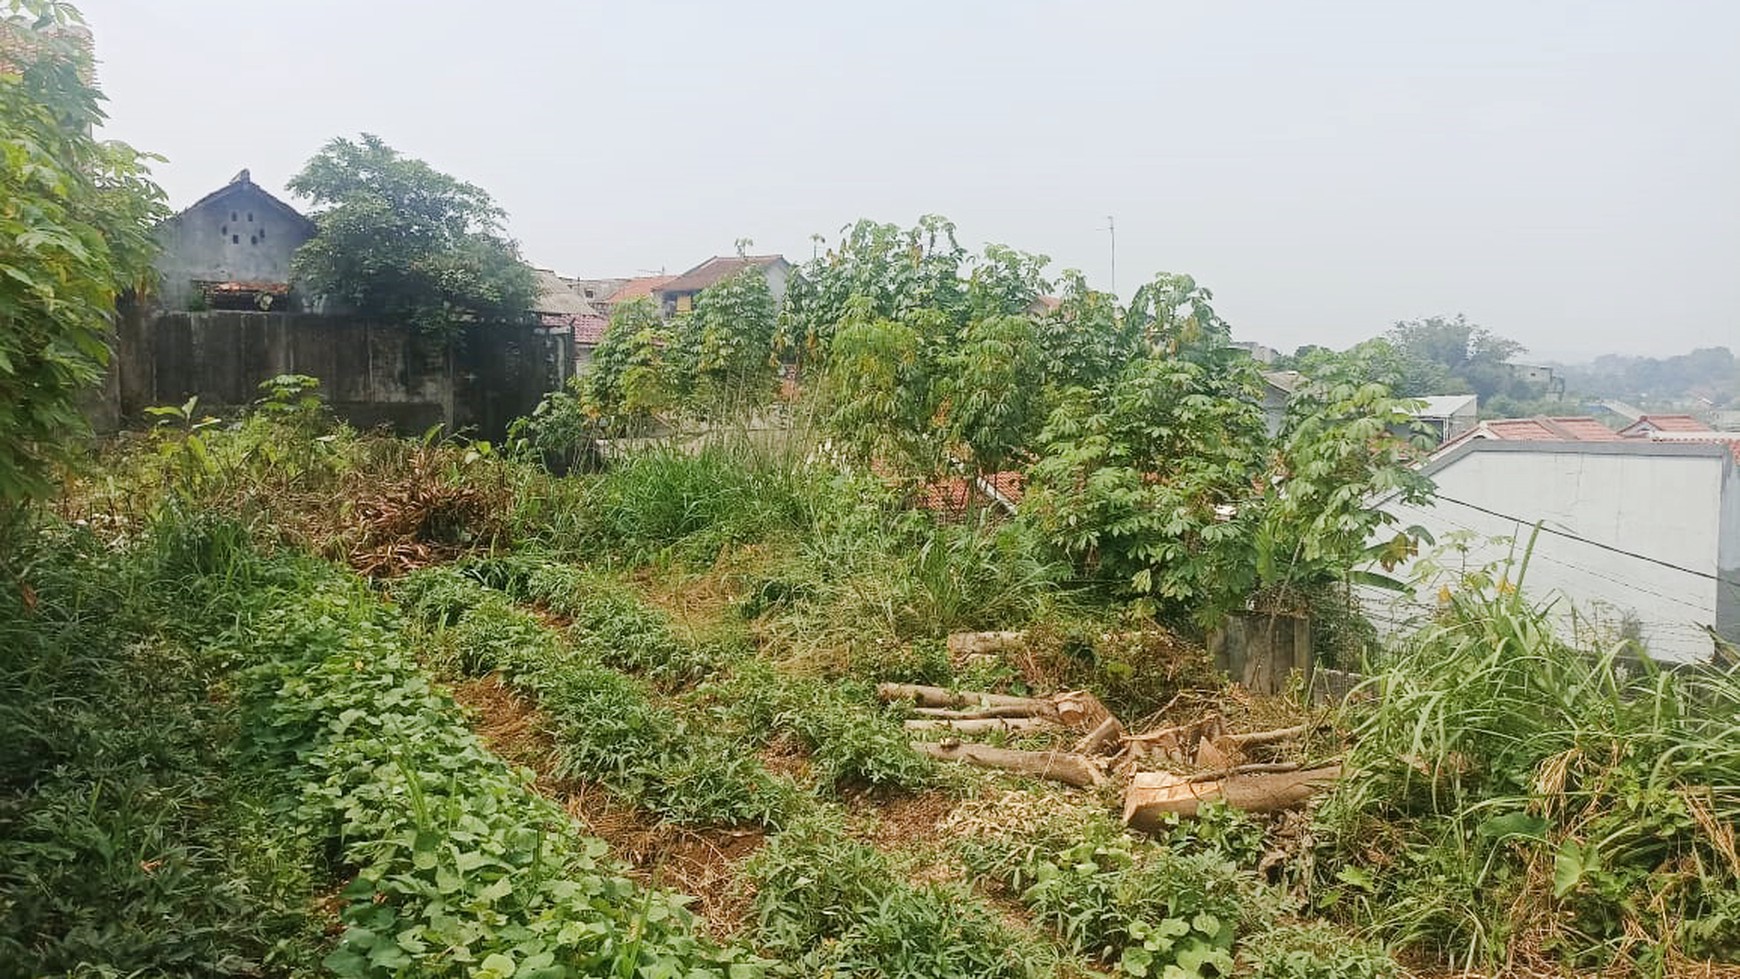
1428 493 1740 589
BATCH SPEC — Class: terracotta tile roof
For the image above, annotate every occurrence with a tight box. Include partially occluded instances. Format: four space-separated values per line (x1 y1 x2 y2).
571 315 609 346
1537 417 1624 441
1434 415 1623 456
1618 414 1713 437
659 255 786 295
604 275 675 305
1640 433 1740 463
909 471 1025 517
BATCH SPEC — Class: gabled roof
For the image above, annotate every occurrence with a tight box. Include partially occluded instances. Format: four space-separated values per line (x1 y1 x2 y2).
1433 415 1622 457
173 169 316 234
532 268 603 318
1637 431 1740 463
658 254 787 295
1618 414 1712 437
604 274 676 305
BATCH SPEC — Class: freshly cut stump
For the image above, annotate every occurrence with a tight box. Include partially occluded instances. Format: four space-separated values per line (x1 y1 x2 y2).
1122 765 1342 831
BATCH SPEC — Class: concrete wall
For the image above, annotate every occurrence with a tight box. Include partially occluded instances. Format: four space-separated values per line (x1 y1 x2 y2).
1720 460 1740 647
154 184 313 310
1363 441 1737 663
108 310 570 440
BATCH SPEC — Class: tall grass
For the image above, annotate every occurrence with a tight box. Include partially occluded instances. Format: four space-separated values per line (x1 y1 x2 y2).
1317 575 1740 971
531 438 824 566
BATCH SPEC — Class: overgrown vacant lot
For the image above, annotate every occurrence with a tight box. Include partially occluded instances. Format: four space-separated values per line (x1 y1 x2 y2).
4 403 1738 979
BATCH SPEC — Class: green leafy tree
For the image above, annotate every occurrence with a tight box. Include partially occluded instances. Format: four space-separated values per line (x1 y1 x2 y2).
940 313 1046 482
287 134 536 335
1385 314 1525 402
1025 331 1270 614
582 297 672 435
0 1 167 503
1035 270 1137 392
781 216 968 366
818 298 942 478
1289 338 1458 398
1028 273 1434 623
672 267 779 414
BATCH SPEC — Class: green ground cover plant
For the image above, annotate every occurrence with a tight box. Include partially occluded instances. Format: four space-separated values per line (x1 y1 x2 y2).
397 566 796 828
234 565 761 977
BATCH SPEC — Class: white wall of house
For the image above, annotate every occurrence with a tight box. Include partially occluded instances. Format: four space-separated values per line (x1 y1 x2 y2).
1364 441 1738 663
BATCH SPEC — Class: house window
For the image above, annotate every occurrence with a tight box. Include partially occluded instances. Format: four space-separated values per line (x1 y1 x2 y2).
232 234 239 244
250 235 258 245
230 211 237 221
675 294 692 314
247 212 254 222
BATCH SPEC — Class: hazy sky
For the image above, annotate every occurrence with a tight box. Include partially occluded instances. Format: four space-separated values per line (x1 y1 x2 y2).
77 1 1739 359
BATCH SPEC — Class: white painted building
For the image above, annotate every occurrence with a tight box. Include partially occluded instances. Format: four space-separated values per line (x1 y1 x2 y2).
1409 394 1479 444
1366 438 1740 664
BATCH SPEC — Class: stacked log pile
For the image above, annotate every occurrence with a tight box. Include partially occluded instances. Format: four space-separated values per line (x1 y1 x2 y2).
881 631 1345 833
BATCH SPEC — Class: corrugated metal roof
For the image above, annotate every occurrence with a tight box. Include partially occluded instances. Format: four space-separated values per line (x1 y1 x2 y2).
1413 395 1477 418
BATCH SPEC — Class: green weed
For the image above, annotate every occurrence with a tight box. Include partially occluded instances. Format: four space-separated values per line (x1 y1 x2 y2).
747 815 1046 978
1317 575 1740 971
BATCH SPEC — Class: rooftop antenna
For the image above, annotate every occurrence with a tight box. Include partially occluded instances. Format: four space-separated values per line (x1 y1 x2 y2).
1106 215 1116 296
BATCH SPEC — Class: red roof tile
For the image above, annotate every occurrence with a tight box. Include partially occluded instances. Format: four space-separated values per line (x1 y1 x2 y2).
1618 414 1713 437
1538 417 1623 441
571 315 608 346
659 255 785 295
1434 415 1623 456
909 471 1024 517
603 275 675 305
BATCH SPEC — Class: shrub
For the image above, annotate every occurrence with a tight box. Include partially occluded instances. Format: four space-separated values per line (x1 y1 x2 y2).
961 812 1276 978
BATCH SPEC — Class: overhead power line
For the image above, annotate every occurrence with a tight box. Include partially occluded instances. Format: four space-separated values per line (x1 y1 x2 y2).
1429 493 1740 589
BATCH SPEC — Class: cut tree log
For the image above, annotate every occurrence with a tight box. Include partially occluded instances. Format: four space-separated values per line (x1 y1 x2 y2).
1072 716 1125 756
913 740 1104 788
1223 724 1311 748
1124 715 1225 765
876 683 1051 712
912 704 1050 721
1051 690 1112 732
1185 761 1307 783
903 717 1060 735
1122 765 1342 830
